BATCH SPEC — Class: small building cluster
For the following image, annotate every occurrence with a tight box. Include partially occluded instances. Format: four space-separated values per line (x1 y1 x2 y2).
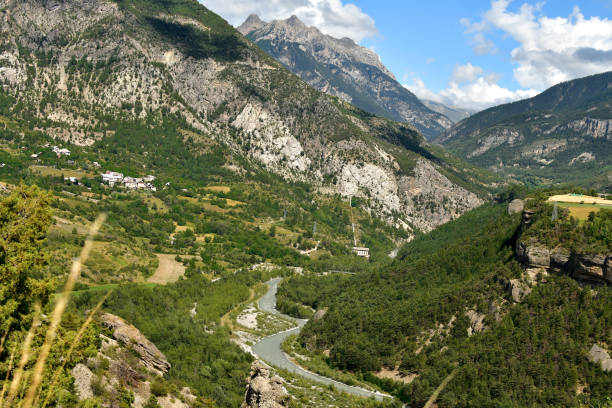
101 171 157 191
52 146 71 157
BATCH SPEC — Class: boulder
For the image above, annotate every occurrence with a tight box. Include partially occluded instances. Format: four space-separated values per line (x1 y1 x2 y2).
99 313 171 375
515 240 550 268
571 254 607 283
508 199 524 215
242 361 289 408
588 344 612 372
605 256 612 283
525 245 550 268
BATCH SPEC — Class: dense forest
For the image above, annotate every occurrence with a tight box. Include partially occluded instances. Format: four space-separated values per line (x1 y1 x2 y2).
278 199 612 406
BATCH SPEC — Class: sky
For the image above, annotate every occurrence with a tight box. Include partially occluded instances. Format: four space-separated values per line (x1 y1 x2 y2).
199 0 612 111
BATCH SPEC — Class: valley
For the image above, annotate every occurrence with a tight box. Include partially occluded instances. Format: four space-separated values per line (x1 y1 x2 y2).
0 0 609 407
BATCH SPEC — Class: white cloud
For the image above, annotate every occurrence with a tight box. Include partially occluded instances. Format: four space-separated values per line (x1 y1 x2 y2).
451 62 483 83
198 0 378 42
405 63 539 111
464 0 612 89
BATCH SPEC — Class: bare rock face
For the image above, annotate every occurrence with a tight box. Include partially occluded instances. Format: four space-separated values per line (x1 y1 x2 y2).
550 248 571 271
516 240 550 268
508 199 524 215
606 257 612 282
71 363 95 400
525 246 550 268
99 313 171 375
571 254 608 283
589 344 612 372
508 279 532 303
242 361 289 408
465 310 486 337
0 0 485 237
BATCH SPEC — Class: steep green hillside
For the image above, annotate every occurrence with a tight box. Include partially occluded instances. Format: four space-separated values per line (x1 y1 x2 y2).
437 72 612 190
278 197 612 406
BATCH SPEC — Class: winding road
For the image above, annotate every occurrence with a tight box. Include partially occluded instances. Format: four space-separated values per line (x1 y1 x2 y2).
252 278 390 401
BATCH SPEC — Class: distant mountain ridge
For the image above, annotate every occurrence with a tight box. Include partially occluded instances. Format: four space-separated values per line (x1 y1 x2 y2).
238 14 453 139
422 99 474 123
437 71 612 189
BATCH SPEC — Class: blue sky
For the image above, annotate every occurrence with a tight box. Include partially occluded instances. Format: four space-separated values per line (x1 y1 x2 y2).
201 0 612 110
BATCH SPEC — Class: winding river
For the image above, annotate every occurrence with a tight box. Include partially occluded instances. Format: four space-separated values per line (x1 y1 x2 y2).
252 278 389 401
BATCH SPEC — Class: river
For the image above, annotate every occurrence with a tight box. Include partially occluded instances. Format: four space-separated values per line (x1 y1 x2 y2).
252 277 389 401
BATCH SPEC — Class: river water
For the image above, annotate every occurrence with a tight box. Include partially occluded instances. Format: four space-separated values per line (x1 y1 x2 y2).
252 277 389 401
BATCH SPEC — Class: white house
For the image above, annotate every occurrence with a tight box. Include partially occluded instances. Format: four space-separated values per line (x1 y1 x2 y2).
52 146 71 157
352 247 370 258
143 175 156 183
101 171 124 186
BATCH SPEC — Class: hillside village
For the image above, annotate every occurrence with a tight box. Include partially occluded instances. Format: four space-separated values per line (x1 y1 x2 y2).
101 171 157 191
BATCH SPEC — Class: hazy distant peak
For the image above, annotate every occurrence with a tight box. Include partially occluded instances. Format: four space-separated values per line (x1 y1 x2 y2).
238 13 266 34
286 14 305 28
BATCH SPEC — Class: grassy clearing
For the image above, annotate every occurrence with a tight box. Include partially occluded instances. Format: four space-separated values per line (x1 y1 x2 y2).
556 202 612 221
30 165 95 179
147 253 186 284
205 185 231 193
82 241 157 283
143 195 167 213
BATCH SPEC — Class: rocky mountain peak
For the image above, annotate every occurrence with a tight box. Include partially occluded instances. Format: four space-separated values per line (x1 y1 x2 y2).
286 14 305 28
240 13 454 138
238 13 266 34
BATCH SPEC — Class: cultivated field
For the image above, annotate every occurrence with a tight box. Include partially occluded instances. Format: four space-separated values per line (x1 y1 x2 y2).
547 194 612 205
548 194 612 221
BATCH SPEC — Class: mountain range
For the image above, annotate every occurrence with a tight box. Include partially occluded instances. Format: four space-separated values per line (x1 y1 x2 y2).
238 14 455 139
438 71 612 189
0 0 492 236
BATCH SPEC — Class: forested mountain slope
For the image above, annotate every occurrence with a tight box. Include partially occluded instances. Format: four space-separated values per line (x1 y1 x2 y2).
238 14 453 139
0 0 493 235
278 194 612 407
437 72 612 189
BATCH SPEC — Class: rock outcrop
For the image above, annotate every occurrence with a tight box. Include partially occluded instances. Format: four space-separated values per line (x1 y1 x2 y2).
507 279 532 303
71 363 95 400
588 344 612 372
516 238 611 284
242 361 289 408
514 207 611 284
571 254 611 283
466 310 486 336
508 199 524 215
99 313 171 375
